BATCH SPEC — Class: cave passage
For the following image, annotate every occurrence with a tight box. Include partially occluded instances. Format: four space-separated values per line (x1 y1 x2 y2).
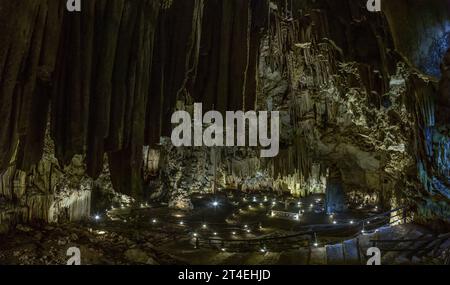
1 0 450 266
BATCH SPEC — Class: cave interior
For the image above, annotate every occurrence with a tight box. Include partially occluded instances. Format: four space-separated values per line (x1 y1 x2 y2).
0 0 450 265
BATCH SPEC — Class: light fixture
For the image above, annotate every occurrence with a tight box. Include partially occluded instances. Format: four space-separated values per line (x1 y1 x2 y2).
202 224 207 229
314 242 319 247
212 201 219 207
94 215 101 221
350 220 354 225
260 248 267 253
193 233 198 237
244 225 248 228
232 232 236 235
213 232 218 236
333 221 337 225
221 248 226 252
246 229 251 233
152 219 157 223
179 221 184 225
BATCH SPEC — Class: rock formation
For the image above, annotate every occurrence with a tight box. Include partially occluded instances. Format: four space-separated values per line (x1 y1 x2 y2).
0 0 449 235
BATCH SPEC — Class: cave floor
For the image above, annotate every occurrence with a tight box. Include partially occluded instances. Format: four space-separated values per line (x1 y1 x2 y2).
0 192 447 265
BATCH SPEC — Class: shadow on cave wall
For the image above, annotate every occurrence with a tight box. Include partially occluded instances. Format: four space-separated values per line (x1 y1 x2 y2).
383 0 450 77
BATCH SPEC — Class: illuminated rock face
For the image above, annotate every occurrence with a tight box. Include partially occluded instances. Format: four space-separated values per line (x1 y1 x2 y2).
0 134 93 233
413 49 450 222
0 0 450 233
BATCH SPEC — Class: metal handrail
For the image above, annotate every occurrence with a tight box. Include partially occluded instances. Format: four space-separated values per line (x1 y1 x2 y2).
193 206 413 251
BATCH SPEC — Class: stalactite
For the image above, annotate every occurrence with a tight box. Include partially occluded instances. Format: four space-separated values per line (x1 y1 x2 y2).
48 188 91 223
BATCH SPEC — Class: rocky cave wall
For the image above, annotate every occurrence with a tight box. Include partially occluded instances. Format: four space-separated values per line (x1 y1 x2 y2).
260 0 450 224
0 0 449 232
0 0 268 230
260 1 415 211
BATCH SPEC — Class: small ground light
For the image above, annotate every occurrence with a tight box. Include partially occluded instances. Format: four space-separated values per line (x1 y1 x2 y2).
350 220 354 224
221 248 226 252
260 248 267 253
193 233 198 237
313 233 319 247
213 232 218 236
152 219 157 223
94 215 100 221
202 224 207 229
179 221 184 225
333 221 337 225
232 232 236 235
212 201 219 207
244 224 248 228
